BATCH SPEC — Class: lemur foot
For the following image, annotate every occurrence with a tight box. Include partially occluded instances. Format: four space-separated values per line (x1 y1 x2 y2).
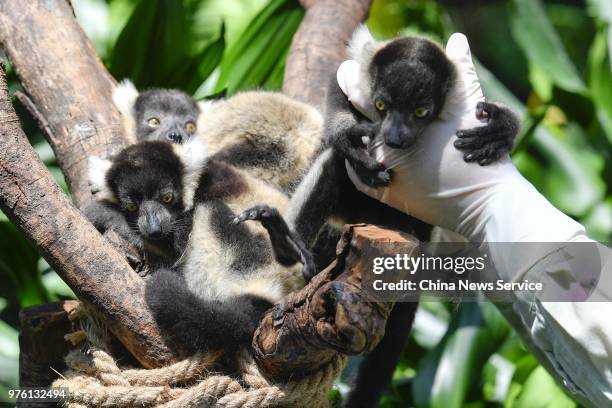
454 101 519 166
103 229 148 276
233 205 317 282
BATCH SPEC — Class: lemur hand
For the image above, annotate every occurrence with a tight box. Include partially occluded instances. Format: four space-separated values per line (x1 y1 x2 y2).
455 101 520 165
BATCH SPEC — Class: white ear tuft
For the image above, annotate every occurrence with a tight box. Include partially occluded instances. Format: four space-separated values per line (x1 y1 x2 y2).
175 138 208 210
88 156 114 200
113 79 139 117
347 25 378 62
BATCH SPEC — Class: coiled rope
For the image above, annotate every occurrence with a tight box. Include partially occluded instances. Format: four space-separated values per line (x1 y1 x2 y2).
52 303 346 407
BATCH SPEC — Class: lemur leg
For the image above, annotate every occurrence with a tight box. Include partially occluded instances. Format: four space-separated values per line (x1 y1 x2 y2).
233 204 316 281
145 268 271 370
454 101 520 165
345 302 418 408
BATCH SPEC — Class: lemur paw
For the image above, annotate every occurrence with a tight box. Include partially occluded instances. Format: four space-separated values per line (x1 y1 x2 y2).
232 205 279 226
454 101 519 166
234 205 316 281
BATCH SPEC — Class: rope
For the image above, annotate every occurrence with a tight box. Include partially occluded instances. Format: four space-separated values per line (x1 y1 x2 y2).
52 303 347 407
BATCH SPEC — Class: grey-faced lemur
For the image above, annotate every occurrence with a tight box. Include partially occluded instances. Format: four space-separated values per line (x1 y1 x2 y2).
88 139 312 372
286 26 520 408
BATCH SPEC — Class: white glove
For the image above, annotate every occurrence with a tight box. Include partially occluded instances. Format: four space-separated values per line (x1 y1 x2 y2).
337 33 612 407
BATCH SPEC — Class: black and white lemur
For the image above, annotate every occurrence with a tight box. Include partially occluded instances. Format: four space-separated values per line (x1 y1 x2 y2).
86 82 324 271
88 139 313 372
286 26 519 407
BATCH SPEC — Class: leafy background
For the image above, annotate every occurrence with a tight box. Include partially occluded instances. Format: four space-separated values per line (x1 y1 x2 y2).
1 0 610 406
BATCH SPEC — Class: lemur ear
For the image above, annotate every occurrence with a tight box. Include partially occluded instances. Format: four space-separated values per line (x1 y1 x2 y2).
174 138 208 209
88 156 115 201
113 80 139 143
113 80 139 116
347 25 379 67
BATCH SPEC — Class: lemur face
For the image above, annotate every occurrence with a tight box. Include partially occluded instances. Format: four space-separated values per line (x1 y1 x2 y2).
106 142 186 241
134 90 200 144
369 37 455 149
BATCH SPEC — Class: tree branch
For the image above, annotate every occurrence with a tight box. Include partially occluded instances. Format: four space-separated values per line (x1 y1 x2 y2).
283 0 371 110
0 64 177 368
0 0 127 208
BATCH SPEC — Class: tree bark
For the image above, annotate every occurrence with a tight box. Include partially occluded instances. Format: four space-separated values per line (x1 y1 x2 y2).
18 301 79 395
0 0 128 208
0 64 177 368
254 224 418 380
283 0 371 111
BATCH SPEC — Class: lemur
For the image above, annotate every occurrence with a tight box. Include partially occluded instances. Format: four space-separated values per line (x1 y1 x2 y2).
86 83 325 272
113 81 324 193
286 27 519 408
88 140 311 371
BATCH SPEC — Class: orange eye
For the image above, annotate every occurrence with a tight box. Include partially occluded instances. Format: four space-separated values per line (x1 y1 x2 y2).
185 121 196 133
162 194 173 204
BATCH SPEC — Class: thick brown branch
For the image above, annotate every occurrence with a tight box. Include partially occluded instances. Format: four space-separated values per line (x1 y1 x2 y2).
254 224 419 380
0 65 176 368
283 0 371 110
0 0 127 208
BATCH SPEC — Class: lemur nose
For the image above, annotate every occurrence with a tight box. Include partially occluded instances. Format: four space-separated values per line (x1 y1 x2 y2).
167 132 182 143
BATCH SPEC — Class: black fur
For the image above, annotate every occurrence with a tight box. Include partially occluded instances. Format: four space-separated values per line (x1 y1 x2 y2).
106 142 191 267
290 35 520 408
134 89 200 144
233 204 316 280
144 268 271 371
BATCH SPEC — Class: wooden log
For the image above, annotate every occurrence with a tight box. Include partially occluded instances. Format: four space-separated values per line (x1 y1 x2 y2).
253 224 419 380
18 302 78 393
0 0 128 208
283 0 371 111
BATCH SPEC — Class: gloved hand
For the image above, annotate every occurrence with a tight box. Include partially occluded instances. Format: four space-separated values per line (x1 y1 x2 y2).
336 33 612 408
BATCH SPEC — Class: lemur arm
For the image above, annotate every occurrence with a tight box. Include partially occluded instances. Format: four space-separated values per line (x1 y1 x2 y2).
326 76 390 187
454 101 520 165
233 204 316 281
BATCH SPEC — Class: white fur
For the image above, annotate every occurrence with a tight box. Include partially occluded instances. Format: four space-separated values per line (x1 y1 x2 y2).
112 79 139 117
347 25 379 67
112 79 140 143
88 156 114 201
173 138 208 210
285 148 333 228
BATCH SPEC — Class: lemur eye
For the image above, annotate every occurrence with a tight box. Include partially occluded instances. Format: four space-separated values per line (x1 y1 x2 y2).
185 121 196 133
375 99 386 111
126 203 138 212
162 193 174 204
415 107 429 118
148 118 160 127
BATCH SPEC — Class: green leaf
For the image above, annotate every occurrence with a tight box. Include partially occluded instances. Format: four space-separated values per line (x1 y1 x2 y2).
588 27 612 145
478 62 605 216
412 302 509 408
0 218 47 307
215 0 303 94
511 0 586 95
111 0 191 88
582 198 612 241
512 366 576 408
